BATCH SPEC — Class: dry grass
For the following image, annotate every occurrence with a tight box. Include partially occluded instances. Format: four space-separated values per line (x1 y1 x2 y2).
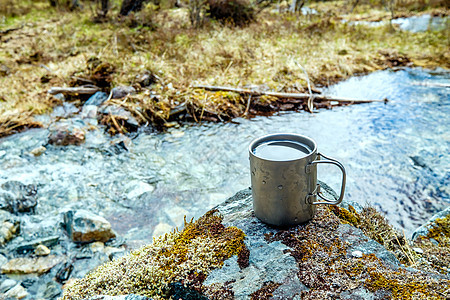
0 1 448 136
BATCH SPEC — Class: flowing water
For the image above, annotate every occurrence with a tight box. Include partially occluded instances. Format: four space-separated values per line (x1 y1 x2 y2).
0 68 449 249
346 14 448 32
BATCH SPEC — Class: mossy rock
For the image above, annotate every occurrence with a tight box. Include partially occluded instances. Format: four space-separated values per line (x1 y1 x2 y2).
63 189 450 300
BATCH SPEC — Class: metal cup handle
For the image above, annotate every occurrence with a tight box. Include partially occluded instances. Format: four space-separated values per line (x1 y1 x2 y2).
306 153 346 205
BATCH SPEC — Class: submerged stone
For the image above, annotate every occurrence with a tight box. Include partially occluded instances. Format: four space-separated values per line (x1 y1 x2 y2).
0 181 38 213
1 255 63 274
48 120 86 146
63 210 116 243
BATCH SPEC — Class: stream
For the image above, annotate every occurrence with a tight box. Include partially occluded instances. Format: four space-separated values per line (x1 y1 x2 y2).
1 67 448 245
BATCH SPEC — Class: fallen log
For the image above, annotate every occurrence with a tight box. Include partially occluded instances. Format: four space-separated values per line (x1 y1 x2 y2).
192 85 388 104
48 86 101 95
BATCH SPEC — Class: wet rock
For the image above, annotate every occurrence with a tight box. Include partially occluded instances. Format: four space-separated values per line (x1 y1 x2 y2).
99 105 139 129
111 86 136 99
35 244 51 256
63 210 116 243
15 235 59 254
1 255 63 274
81 105 99 119
169 282 208 300
30 145 46 156
412 206 450 241
3 284 28 299
0 221 19 246
0 254 7 268
48 120 86 146
0 181 38 213
84 92 109 106
124 180 154 199
0 279 17 293
39 280 62 299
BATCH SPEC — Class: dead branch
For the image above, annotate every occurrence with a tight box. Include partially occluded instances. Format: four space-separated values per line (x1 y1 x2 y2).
48 86 101 95
192 85 388 104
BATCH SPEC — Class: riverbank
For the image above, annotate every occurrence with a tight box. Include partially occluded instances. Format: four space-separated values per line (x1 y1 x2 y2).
0 1 448 137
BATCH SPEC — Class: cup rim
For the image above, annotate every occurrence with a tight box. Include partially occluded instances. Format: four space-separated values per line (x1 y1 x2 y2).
248 133 317 162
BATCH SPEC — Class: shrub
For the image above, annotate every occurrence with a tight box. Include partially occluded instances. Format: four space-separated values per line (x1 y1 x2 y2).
207 0 255 26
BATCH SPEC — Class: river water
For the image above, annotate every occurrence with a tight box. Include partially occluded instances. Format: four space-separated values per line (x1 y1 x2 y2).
0 68 449 249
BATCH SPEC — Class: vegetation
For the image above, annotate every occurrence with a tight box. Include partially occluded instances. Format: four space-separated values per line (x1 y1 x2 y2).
0 0 448 137
62 210 247 299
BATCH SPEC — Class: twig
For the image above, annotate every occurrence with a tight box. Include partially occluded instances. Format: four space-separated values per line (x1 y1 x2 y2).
48 86 101 95
192 85 388 104
244 95 251 117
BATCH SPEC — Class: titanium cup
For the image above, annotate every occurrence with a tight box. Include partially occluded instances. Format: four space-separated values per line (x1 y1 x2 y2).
249 133 346 226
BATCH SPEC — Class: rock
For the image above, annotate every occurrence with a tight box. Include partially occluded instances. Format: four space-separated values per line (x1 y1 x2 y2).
351 250 363 258
99 105 139 129
0 279 17 293
1 255 63 274
86 295 151 300
3 284 28 299
35 244 51 256
30 145 46 156
152 223 173 238
48 120 86 146
90 241 105 253
164 206 188 227
135 71 157 87
63 210 116 243
412 247 424 254
84 92 109 106
412 206 450 241
15 235 59 254
61 189 449 300
0 181 38 213
39 280 62 299
0 254 7 268
111 86 136 99
0 221 19 246
81 105 99 119
124 181 154 199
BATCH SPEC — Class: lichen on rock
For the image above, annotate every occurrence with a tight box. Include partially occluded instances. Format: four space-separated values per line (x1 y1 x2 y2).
61 210 246 300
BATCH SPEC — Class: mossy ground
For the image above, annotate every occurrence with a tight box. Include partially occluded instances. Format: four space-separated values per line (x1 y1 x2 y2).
0 0 448 137
62 210 247 299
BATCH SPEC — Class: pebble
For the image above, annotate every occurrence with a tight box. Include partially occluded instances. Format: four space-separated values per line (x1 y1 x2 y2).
351 250 363 258
0 279 17 293
412 247 424 254
1 255 63 274
90 241 105 253
35 244 51 256
3 284 28 299
0 254 7 267
30 146 46 156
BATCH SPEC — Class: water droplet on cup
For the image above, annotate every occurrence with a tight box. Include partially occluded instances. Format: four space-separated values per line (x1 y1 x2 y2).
278 185 283 190
262 181 266 185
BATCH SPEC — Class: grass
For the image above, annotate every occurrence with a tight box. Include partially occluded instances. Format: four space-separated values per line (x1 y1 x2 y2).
0 0 449 137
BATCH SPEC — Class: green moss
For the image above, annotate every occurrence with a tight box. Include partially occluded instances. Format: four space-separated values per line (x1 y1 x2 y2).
426 215 450 246
62 210 246 300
